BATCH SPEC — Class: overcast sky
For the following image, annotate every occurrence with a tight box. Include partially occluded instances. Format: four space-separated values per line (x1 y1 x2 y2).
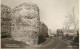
1 0 79 32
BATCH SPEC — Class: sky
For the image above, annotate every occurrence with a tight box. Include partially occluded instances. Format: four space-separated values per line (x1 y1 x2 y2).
1 0 79 32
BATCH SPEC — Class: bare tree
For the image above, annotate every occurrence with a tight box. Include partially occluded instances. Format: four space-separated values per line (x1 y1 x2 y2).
64 7 79 31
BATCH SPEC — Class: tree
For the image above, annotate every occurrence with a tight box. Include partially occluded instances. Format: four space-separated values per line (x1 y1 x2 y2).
64 7 79 30
39 22 49 38
1 4 12 38
38 22 49 44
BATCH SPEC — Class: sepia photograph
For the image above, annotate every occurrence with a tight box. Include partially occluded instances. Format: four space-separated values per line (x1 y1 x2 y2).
1 0 79 49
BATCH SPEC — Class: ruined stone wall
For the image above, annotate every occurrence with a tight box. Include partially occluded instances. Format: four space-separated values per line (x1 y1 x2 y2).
11 2 40 46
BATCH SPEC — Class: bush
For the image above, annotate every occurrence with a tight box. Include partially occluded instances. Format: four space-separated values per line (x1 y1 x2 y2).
1 4 12 38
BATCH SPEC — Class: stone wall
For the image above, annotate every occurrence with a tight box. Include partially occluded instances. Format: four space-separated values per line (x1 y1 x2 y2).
11 2 40 46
